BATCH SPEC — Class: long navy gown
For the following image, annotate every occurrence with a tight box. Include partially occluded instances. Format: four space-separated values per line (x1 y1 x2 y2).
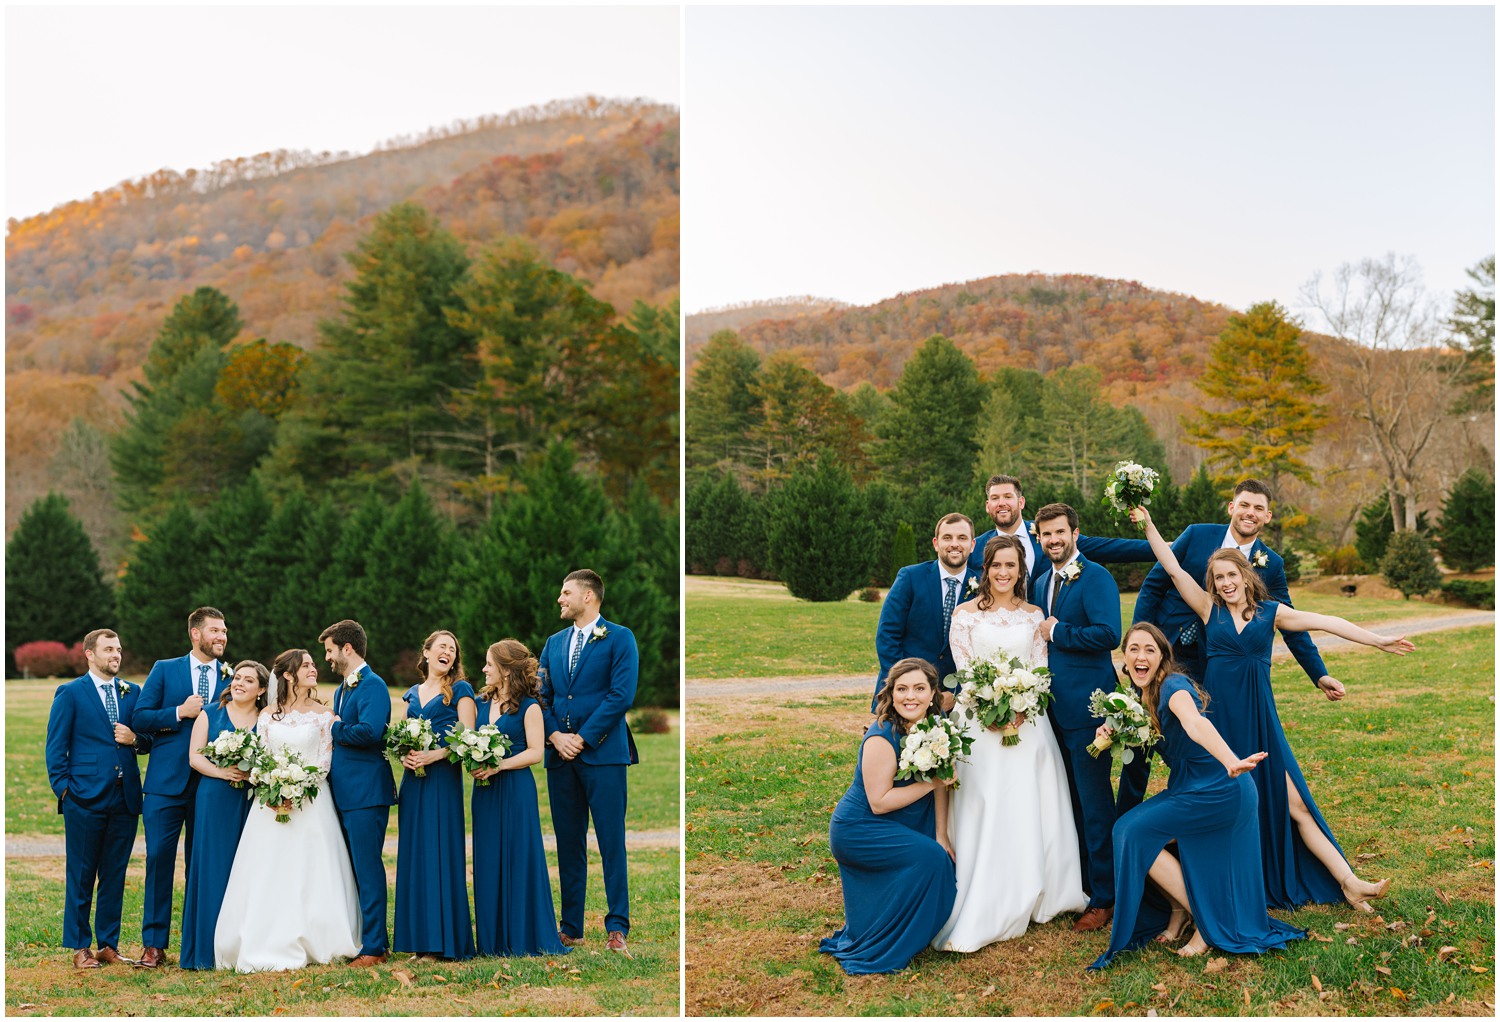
820 720 956 975
1201 601 1347 908
471 696 569 957
180 704 255 969
394 681 476 960
1092 674 1305 969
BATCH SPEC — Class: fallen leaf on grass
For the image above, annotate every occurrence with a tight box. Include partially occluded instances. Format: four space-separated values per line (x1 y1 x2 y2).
1445 992 1455 1003
1386 920 1407 931
151 995 168 1002
1204 957 1229 974
1437 946 1459 961
1346 938 1359 945
291 979 305 989
1243 987 1250 1006
1333 922 1351 931
1150 983 1168 994
1390 987 1407 1000
1310 974 1323 992
432 975 446 982
1375 966 1392 976
17 1006 36 1011
1310 932 1333 943
1436 887 1451 905
1092 1000 1115 1013
1146 1011 1158 1018
1470 965 1489 973
392 970 413 988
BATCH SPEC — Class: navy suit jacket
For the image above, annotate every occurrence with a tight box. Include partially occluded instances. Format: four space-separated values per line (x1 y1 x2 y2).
540 617 639 769
1036 556 1122 731
877 559 983 697
971 522 1153 587
1132 523 1328 685
134 654 229 797
330 665 397 811
45 675 151 814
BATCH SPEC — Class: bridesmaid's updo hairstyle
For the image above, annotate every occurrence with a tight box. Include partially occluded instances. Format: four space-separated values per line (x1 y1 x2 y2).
269 648 318 719
873 657 940 735
1121 622 1208 738
220 660 270 711
976 534 1028 610
1204 548 1271 621
416 630 467 706
481 638 541 717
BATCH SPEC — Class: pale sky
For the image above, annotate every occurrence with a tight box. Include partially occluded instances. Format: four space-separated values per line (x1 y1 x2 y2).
5 5 681 223
684 5 1495 316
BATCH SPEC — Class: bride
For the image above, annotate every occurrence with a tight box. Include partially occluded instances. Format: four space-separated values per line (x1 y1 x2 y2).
215 648 361 971
932 534 1088 952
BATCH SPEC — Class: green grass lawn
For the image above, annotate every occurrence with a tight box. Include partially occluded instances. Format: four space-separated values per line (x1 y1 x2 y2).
685 624 1496 1016
684 575 1471 680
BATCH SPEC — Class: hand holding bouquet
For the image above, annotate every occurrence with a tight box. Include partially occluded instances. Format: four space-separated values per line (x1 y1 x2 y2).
444 722 514 785
198 728 261 788
1085 682 1160 764
384 717 438 777
1102 460 1161 529
894 715 973 790
249 746 322 822
948 654 1054 746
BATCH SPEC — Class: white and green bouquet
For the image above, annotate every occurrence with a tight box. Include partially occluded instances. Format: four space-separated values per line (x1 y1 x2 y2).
384 717 439 777
947 654 1054 746
197 728 261 788
1102 460 1161 529
249 746 322 823
1085 681 1160 764
894 715 973 790
444 722 513 785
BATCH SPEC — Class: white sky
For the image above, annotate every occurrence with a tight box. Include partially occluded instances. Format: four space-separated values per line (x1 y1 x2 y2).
4 4 681 222
683 5 1496 316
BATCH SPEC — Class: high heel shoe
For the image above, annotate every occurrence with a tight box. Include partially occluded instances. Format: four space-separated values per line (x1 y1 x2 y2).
1340 872 1391 912
1176 927 1209 958
1155 907 1190 944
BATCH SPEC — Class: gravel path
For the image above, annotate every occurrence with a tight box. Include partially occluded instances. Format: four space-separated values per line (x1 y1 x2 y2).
5 829 679 858
685 610 1495 700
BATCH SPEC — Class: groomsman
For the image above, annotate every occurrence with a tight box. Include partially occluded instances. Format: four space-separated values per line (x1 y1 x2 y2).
875 513 981 712
132 607 230 967
322 619 396 967
969 474 1152 585
1117 477 1337 814
540 569 638 953
1033 503 1122 934
46 629 151 968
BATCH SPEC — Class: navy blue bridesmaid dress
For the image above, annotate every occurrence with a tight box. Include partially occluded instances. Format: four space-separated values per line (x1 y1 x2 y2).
1201 601 1348 908
819 720 956 975
394 680 476 960
1091 674 1305 969
180 704 255 969
471 696 569 957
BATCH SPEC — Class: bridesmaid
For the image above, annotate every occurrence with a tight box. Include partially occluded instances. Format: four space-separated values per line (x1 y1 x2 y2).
394 630 476 961
1131 505 1412 911
181 660 267 970
820 657 956 975
470 639 570 957
1090 624 1305 967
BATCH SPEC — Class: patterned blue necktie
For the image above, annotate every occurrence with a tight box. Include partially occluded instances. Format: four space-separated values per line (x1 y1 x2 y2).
196 663 211 702
1178 621 1200 647
569 629 586 678
103 682 119 725
942 577 959 643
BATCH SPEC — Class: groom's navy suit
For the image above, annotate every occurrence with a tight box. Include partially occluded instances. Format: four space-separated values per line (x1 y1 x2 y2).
133 654 227 950
874 559 982 711
331 664 397 957
45 674 151 951
971 522 1151 587
541 616 638 938
1037 554 1122 911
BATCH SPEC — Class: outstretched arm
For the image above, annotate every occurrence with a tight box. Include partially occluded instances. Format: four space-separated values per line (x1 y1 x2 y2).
1272 605 1415 655
1128 507 1211 622
1167 689 1265 777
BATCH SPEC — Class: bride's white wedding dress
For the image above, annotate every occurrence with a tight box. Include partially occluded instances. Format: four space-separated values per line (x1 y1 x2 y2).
214 708 361 971
931 603 1088 952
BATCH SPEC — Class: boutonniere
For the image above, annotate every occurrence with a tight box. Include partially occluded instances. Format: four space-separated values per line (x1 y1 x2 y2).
1058 562 1082 584
966 577 981 596
590 624 609 642
1252 550 1269 569
115 679 129 699
344 667 362 689
1028 522 1038 539
219 662 234 685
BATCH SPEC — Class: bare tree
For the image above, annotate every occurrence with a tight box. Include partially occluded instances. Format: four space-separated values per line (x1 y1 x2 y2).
1300 254 1465 532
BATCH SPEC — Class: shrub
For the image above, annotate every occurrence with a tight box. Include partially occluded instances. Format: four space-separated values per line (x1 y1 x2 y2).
766 460 878 602
1437 468 1495 572
14 641 77 679
1282 547 1303 585
629 706 671 734
858 587 882 603
1356 495 1429 568
1380 531 1443 600
888 521 917 586
1440 579 1495 610
1318 545 1365 575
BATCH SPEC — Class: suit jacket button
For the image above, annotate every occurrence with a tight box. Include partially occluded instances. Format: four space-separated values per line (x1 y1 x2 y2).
567 695 573 700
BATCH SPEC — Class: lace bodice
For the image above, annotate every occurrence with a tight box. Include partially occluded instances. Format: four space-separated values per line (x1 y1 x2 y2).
950 604 1048 671
255 709 334 774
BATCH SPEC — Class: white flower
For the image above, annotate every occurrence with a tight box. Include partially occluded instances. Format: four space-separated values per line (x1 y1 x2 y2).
406 719 421 736
977 683 995 702
592 624 608 640
966 577 980 595
1058 562 1082 583
913 748 936 772
904 733 923 751
1253 551 1269 569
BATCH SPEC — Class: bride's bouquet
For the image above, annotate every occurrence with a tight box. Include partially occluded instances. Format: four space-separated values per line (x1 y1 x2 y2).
1085 681 1160 764
248 746 322 823
197 728 261 788
894 715 973 790
1101 460 1161 529
444 722 513 785
384 717 439 777
947 654 1054 746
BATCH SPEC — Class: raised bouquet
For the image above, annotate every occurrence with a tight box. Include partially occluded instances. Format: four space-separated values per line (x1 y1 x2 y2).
1102 460 1161 529
249 746 322 823
197 728 261 788
1085 681 1160 764
384 717 439 777
947 654 1054 746
894 715 974 790
444 722 513 786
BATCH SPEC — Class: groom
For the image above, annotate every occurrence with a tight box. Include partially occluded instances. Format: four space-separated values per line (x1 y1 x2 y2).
540 569 638 953
322 619 396 967
1033 503 1122 934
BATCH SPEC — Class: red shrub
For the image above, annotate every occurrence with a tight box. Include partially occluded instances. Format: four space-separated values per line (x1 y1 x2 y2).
13 641 78 679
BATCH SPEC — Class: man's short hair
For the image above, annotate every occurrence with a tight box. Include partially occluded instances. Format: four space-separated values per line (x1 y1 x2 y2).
188 607 225 633
1232 478 1272 503
1033 502 1079 532
82 628 119 654
318 619 368 659
934 512 974 537
985 474 1023 495
564 569 604 603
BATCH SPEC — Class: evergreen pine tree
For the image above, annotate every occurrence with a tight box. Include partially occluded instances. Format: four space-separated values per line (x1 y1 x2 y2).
1437 468 1495 571
115 503 207 666
1381 531 1442 600
265 494 346 662
192 478 273 637
237 488 315 660
620 480 680 706
1178 465 1225 527
355 480 456 681
876 336 986 497
5 494 115 673
685 330 762 483
766 460 878 601
325 491 389 632
1356 494 1430 569
888 521 917 587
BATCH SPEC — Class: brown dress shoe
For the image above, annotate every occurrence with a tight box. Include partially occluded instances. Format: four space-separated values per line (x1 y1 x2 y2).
349 952 388 968
558 930 584 948
72 948 101 969
606 930 628 952
94 946 127 965
1071 907 1113 933
135 946 167 968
